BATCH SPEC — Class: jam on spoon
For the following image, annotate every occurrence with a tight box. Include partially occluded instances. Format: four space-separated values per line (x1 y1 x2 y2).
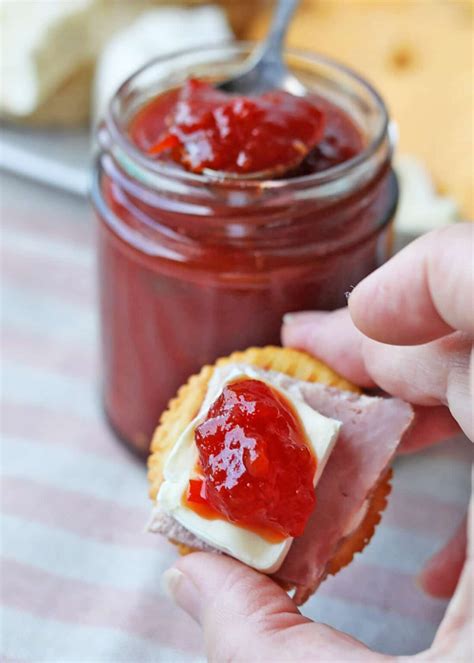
147 79 326 176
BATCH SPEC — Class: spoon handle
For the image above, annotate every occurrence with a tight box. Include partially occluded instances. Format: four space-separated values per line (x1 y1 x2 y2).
261 0 300 61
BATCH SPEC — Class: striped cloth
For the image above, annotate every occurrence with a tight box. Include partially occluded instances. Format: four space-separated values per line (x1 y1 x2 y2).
1 172 472 661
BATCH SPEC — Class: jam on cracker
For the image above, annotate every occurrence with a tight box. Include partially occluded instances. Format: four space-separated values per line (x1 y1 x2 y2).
187 379 316 540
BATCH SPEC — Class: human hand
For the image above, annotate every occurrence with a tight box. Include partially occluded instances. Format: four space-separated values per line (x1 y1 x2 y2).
163 223 473 661
283 223 472 448
282 223 473 607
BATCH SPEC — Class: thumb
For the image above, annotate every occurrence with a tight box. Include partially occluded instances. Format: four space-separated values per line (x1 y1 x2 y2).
162 553 387 662
162 552 309 661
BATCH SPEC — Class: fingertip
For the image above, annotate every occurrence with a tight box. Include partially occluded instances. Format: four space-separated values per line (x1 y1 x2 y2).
281 311 331 349
173 553 305 661
348 230 461 345
397 405 461 454
282 307 375 387
417 518 467 599
162 564 202 622
282 311 329 327
347 275 374 331
348 271 396 342
418 565 453 600
174 552 298 616
174 551 226 586
162 566 185 597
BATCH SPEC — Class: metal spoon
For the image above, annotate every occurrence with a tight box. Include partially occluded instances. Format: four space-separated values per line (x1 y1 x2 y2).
217 0 304 96
202 0 311 178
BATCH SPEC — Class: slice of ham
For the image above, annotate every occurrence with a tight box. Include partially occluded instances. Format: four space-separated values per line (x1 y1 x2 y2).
148 369 414 604
274 378 414 603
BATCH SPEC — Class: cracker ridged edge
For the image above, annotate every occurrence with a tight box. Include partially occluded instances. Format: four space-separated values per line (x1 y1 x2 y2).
147 345 389 582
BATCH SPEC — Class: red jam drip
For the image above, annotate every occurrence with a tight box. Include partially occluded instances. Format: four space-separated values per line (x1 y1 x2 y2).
187 378 317 539
139 78 326 175
184 477 285 543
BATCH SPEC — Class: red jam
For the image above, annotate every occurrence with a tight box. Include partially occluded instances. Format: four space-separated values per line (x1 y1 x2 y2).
95 59 396 455
140 79 325 175
130 78 362 176
184 477 285 543
187 379 317 539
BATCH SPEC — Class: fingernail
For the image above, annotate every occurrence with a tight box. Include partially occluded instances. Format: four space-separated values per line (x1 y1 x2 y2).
283 311 330 326
162 567 201 622
162 567 185 599
282 312 298 325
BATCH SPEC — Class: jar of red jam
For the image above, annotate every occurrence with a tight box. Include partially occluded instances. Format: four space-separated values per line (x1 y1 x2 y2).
92 43 397 455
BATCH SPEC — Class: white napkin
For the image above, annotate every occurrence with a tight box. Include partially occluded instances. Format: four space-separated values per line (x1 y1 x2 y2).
394 155 459 235
93 5 232 121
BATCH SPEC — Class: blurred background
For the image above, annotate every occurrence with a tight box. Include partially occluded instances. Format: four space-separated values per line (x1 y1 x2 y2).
1 0 472 225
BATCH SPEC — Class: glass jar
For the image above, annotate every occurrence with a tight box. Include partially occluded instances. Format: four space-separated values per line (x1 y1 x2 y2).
91 43 397 456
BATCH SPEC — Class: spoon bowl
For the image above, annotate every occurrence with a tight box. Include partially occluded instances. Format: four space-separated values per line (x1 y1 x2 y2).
201 152 305 182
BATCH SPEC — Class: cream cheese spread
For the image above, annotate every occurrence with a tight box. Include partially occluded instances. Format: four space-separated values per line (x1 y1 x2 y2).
156 364 341 573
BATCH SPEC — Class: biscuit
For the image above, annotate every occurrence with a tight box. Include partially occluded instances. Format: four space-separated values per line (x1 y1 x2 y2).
148 345 390 578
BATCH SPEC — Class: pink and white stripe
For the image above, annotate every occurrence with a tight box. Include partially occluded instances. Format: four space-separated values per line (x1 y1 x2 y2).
1 171 472 661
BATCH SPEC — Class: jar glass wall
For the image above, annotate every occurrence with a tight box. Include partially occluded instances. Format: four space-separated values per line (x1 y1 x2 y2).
91 43 398 455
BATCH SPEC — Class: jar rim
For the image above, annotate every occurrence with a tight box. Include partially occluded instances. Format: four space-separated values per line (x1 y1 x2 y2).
105 41 391 192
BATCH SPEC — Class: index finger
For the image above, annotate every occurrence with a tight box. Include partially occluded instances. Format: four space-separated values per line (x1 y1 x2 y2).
281 308 462 452
349 223 474 346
